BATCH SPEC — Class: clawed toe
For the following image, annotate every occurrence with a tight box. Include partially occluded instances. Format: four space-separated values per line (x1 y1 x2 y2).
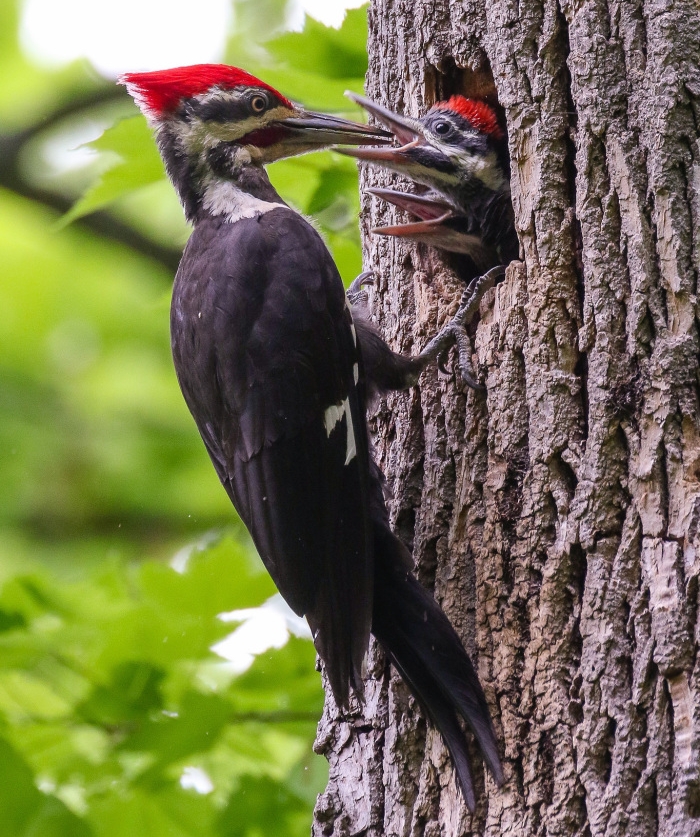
450 323 483 390
347 270 375 305
452 264 506 328
437 349 451 376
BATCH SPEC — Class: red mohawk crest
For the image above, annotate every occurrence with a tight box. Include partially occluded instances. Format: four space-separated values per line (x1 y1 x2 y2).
433 96 503 140
119 64 293 118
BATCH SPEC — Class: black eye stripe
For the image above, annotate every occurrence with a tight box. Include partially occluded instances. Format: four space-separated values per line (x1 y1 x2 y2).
187 97 251 123
410 148 456 172
183 89 278 123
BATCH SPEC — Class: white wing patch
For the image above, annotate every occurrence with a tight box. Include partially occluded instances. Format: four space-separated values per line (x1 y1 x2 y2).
323 397 357 465
344 404 357 464
324 402 345 435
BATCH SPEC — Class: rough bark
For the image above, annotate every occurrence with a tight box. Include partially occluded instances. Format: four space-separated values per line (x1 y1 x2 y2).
313 1 700 835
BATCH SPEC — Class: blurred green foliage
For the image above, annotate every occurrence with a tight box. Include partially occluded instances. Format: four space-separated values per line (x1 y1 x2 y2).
0 0 370 833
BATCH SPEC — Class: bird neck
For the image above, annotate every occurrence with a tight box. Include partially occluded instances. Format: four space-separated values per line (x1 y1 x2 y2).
156 125 286 223
198 163 287 225
450 173 510 217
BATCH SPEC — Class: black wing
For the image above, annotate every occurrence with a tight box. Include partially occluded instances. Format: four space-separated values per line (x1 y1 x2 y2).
171 209 373 703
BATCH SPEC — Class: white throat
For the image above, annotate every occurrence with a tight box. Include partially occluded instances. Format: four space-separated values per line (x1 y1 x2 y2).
201 177 286 223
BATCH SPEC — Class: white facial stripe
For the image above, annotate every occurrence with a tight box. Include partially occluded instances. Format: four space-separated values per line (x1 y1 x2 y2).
323 397 357 465
433 144 505 191
163 92 294 153
353 363 359 384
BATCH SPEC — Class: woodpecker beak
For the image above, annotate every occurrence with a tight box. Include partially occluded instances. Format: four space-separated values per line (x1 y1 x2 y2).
277 109 394 147
335 93 452 173
344 93 424 145
369 188 456 223
367 187 492 264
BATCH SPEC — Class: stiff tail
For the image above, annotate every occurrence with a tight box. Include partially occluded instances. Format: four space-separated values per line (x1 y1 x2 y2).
371 525 503 809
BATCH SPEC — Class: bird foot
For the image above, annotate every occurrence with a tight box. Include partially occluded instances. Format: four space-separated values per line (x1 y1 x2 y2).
432 322 483 390
453 264 505 329
421 265 506 389
347 270 375 307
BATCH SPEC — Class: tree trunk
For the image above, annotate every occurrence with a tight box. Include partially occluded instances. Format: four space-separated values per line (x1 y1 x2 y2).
312 1 700 835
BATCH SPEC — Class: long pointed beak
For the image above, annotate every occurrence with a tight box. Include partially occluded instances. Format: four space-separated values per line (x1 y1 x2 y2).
334 91 444 171
334 92 432 166
367 188 456 221
368 187 492 263
372 220 492 263
278 110 393 147
344 92 424 143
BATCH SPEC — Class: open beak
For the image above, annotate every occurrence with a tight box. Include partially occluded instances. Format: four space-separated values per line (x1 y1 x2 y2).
334 92 435 167
278 109 394 147
369 187 456 221
367 187 492 264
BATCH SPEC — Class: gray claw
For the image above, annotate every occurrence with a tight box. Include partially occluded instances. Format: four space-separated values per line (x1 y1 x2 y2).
347 270 375 306
453 264 506 328
450 323 484 390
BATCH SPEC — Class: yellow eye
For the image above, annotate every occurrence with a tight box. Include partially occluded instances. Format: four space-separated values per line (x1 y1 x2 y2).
250 95 267 113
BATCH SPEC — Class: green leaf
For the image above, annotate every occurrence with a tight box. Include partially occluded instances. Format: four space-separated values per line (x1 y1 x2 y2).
60 117 165 225
88 788 212 837
231 0 293 41
0 738 92 837
78 661 165 726
267 11 368 80
138 534 274 620
225 6 368 109
0 609 26 632
216 775 310 837
122 691 232 772
231 638 322 715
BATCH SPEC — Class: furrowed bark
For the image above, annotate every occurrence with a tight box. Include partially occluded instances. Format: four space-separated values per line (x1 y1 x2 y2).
313 1 700 835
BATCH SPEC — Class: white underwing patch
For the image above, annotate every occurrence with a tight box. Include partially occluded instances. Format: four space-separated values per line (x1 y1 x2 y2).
323 397 357 465
324 402 345 435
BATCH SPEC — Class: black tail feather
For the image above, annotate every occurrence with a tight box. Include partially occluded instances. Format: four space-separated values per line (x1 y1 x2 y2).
371 524 503 806
382 646 477 810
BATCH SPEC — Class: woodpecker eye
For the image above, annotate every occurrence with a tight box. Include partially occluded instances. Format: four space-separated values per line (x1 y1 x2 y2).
250 94 268 114
434 121 452 136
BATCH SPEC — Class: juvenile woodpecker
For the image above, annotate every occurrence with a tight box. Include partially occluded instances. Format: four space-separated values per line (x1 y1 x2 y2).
339 93 518 270
121 65 502 808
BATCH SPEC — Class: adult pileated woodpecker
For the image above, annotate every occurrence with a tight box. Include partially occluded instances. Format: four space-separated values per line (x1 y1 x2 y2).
339 93 518 271
121 65 503 808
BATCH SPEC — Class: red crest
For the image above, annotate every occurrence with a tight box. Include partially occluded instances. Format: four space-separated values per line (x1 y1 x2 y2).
119 64 293 117
432 96 503 139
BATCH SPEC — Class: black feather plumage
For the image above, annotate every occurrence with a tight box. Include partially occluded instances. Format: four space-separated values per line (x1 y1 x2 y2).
171 208 503 805
172 210 373 704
